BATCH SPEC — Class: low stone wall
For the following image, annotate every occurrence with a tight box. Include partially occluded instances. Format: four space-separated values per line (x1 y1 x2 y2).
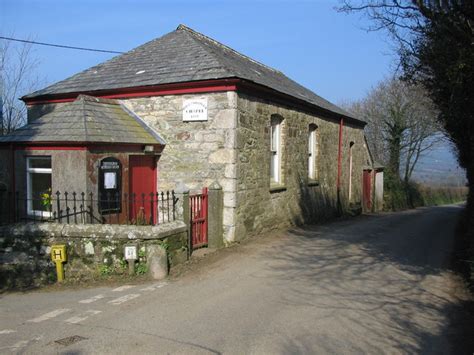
0 221 188 291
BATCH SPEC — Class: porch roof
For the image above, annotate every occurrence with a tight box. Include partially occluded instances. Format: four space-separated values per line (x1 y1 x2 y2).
0 95 166 145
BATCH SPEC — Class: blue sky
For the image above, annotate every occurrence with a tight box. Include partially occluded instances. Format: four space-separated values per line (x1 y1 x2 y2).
0 0 394 104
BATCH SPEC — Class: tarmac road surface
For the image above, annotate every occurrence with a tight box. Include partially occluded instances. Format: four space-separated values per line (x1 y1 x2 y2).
0 204 473 354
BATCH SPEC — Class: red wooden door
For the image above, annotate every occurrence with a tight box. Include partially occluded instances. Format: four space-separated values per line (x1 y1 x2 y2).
363 169 372 211
129 155 157 224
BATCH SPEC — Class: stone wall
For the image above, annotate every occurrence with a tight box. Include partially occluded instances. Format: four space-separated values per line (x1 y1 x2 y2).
234 93 369 239
0 221 187 291
121 92 238 243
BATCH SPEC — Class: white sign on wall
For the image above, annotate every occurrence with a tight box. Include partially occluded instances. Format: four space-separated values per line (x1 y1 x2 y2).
183 98 208 121
124 245 137 260
104 172 117 189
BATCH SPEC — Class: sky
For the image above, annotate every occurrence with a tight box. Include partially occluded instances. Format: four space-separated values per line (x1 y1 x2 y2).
0 0 394 104
0 0 463 182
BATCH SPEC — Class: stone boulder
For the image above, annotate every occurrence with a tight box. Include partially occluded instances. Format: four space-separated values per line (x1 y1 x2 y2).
147 245 168 280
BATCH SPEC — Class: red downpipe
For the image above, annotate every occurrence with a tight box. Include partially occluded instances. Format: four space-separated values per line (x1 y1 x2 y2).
337 118 344 191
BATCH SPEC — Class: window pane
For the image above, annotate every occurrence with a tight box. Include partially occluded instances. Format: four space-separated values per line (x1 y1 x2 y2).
271 125 278 152
270 153 275 181
31 173 52 212
29 158 51 169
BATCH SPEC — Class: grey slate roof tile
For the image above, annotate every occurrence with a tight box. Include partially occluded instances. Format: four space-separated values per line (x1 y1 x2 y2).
23 25 360 122
0 95 165 145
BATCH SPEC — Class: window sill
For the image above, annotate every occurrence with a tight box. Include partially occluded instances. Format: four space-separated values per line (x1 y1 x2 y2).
28 211 53 218
308 180 320 187
270 184 287 193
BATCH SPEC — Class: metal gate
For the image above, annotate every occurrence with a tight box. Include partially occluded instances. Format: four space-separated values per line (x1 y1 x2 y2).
190 187 208 249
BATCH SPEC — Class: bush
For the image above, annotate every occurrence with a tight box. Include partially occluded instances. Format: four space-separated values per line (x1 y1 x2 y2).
384 172 467 211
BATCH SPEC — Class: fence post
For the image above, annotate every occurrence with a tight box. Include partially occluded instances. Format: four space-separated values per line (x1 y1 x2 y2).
207 181 224 249
175 183 191 259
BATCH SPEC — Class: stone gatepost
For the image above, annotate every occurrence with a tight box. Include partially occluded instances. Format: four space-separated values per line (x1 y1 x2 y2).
208 181 224 249
175 183 191 258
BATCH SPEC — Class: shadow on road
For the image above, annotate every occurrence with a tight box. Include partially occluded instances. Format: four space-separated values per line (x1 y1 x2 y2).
260 205 474 354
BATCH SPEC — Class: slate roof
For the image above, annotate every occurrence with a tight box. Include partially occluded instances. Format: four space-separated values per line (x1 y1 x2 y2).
24 25 360 122
0 95 165 145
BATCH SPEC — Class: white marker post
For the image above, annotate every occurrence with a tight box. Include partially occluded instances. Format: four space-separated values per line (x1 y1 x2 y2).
124 245 138 275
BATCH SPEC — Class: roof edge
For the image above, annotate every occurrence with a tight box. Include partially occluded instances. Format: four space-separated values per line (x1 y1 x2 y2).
119 103 167 145
21 78 241 104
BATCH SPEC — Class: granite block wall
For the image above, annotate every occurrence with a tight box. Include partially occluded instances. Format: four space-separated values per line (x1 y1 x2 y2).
121 92 239 243
0 221 187 290
234 93 369 239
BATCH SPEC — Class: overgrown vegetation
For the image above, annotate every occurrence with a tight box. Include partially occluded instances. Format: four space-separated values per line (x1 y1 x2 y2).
345 78 441 183
384 171 467 211
340 1 474 288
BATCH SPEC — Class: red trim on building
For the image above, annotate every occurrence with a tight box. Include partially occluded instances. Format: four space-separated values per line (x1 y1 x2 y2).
88 144 162 153
23 79 240 105
3 143 164 153
22 78 366 127
18 146 87 151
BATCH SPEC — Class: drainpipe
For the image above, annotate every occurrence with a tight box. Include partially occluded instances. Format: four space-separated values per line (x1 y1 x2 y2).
336 118 344 213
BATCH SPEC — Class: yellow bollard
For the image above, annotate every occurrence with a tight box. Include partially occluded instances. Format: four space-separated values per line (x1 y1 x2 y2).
50 245 67 282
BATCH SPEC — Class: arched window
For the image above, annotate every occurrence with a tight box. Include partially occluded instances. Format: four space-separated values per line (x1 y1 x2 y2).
270 115 283 184
308 124 318 180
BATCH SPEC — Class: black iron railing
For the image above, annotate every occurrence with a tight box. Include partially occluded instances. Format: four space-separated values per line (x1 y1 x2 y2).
0 190 178 226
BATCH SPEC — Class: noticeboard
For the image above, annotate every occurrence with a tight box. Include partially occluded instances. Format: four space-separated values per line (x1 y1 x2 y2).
98 157 122 214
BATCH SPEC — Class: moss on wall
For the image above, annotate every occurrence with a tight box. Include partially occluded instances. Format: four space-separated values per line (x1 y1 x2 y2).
0 221 188 291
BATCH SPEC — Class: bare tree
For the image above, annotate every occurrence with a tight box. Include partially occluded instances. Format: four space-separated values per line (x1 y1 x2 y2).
344 78 441 182
0 37 41 135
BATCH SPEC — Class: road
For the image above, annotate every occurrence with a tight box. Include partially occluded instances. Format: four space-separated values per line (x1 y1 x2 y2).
0 205 473 354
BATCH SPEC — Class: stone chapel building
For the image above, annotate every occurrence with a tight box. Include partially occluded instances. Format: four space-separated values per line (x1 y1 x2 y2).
0 25 381 244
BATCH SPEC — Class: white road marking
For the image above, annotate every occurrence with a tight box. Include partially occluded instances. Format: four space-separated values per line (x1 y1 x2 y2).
8 340 28 350
0 336 42 351
27 308 71 323
0 329 16 334
108 293 140 305
112 285 135 292
65 310 102 324
79 294 105 304
140 283 167 291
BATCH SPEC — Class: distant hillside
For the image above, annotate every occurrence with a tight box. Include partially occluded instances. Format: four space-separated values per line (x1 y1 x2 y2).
411 144 466 187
